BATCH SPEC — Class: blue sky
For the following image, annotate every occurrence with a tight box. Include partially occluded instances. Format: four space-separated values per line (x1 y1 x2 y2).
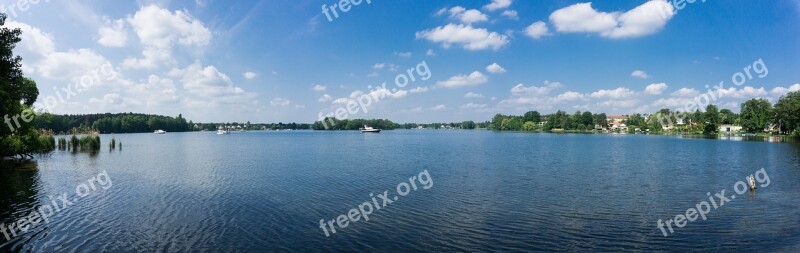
2 0 799 123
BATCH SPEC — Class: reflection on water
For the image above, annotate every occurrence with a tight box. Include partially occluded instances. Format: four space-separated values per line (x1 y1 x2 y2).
0 131 799 252
0 160 41 251
680 134 799 143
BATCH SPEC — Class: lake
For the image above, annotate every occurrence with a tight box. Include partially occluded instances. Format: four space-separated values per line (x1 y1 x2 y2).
1 130 799 252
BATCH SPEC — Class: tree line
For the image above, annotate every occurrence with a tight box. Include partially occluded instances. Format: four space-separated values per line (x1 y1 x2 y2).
36 113 193 134
488 92 800 136
193 122 312 131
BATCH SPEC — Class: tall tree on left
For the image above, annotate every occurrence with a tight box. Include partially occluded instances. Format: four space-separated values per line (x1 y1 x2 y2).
0 13 52 159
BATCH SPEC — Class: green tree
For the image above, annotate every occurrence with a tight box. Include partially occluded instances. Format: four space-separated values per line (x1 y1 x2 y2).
522 121 537 131
773 91 800 135
703 105 720 134
740 98 772 133
581 111 594 127
719 109 737 125
461 120 476 129
593 113 607 128
523 111 541 123
0 15 52 159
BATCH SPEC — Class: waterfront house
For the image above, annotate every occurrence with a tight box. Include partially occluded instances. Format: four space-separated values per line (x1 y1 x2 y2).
719 124 743 133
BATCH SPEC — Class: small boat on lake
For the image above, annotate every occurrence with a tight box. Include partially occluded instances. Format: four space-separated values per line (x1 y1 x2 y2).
360 125 381 133
217 129 230 135
154 130 166 134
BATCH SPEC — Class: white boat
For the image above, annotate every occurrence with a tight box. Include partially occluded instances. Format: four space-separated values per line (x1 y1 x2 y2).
154 130 166 134
360 125 381 133
216 129 230 135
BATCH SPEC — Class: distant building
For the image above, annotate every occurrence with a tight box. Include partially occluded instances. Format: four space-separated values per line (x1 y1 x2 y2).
719 124 742 133
607 115 628 124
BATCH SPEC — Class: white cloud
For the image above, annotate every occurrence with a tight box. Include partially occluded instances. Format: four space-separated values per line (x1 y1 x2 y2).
373 63 385 69
97 17 128 47
461 103 487 109
485 63 507 74
501 10 519 20
6 21 56 55
445 6 489 24
631 70 650 79
652 97 693 108
589 87 637 99
243 71 257 79
484 0 512 11
36 48 115 82
465 92 485 98
170 62 254 101
672 88 700 97
553 91 585 103
430 104 447 111
122 48 174 69
644 83 667 95
457 9 489 24
718 86 768 99
312 84 327 92
89 93 125 107
426 49 436 56
128 5 211 49
549 1 674 39
436 71 489 88
318 94 333 103
461 103 488 110
770 83 800 96
410 86 429 93
524 21 551 39
510 81 562 96
124 5 212 69
124 75 180 107
270 98 291 106
416 23 510 51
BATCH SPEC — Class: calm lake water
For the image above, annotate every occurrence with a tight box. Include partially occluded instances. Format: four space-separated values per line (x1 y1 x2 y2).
1 131 800 252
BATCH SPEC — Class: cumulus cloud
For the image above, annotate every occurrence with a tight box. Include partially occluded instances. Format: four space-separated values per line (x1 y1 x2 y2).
461 103 488 109
524 21 551 39
97 17 128 47
485 63 507 74
671 88 699 97
243 72 257 79
435 71 489 88
631 70 649 79
484 0 512 11
372 63 385 69
270 98 291 106
312 84 327 92
170 62 253 101
465 92 485 98
510 81 562 96
644 83 667 95
718 86 768 99
442 6 489 24
416 23 510 51
589 87 637 99
770 83 800 96
549 1 674 39
553 91 585 103
410 86 429 93
318 94 333 103
124 5 212 69
430 104 447 111
501 10 519 20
